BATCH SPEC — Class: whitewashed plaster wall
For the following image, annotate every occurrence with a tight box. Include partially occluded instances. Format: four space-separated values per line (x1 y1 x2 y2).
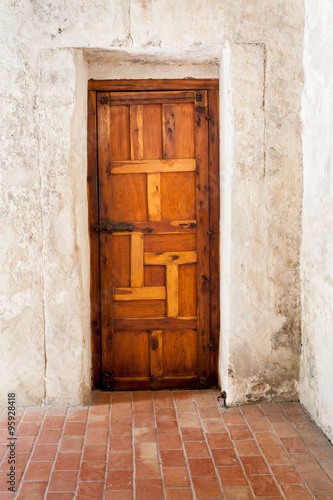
0 0 304 406
300 0 333 442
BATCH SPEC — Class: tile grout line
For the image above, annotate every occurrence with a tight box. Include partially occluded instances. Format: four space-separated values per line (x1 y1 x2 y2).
13 406 47 500
237 404 288 499
279 403 333 479
267 403 318 499
212 394 256 500
172 390 197 499
192 390 226 500
42 406 70 499
72 405 91 499
152 391 167 500
131 391 136 500
101 392 112 500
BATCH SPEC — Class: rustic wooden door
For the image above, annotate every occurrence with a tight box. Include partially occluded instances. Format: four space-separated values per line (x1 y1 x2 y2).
88 81 219 391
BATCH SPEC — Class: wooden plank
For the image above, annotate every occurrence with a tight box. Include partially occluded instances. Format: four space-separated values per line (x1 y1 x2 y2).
97 92 114 389
147 173 161 221
112 376 200 391
144 234 196 252
144 251 197 266
175 103 195 158
111 235 131 287
114 318 198 331
87 90 101 387
163 330 197 376
143 104 162 159
162 104 176 159
110 159 196 174
113 300 166 318
111 173 148 222
160 172 196 220
150 330 163 378
130 105 143 160
208 89 220 387
131 220 197 234
88 79 219 91
114 286 166 301
167 264 179 318
179 264 197 317
195 90 211 386
114 331 150 377
105 91 195 101
131 233 144 287
104 98 194 106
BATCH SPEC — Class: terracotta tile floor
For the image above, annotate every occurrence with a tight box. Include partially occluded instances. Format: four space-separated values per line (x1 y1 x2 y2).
1 390 333 499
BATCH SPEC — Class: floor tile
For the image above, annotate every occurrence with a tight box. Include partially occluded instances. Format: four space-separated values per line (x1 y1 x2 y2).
217 465 247 486
192 475 223 498
247 475 281 496
162 467 190 487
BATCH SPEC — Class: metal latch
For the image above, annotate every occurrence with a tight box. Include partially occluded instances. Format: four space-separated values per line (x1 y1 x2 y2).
91 220 134 233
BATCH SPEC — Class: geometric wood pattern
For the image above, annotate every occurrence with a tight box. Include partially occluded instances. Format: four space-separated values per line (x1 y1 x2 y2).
95 86 216 390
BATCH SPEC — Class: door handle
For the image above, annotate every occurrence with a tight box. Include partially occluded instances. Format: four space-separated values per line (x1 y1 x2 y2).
91 220 134 233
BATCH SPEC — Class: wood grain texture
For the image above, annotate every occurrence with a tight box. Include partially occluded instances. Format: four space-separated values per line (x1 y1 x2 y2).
113 286 166 301
105 91 195 101
131 233 143 287
195 90 211 387
147 173 161 221
144 265 165 286
113 318 197 331
208 89 220 387
163 104 175 159
160 172 196 220
179 264 197 317
163 330 198 376
113 300 166 318
130 105 143 160
89 84 220 390
144 251 197 266
88 79 219 91
114 331 150 377
110 159 196 174
88 90 101 387
167 264 179 318
97 93 114 388
150 330 163 378
144 234 196 252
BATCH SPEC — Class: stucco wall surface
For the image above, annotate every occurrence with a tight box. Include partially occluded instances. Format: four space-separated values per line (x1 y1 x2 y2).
300 0 333 441
0 0 304 406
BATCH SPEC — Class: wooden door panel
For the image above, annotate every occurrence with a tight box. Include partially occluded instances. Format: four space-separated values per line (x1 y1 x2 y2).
96 88 213 390
163 330 198 376
110 173 148 222
160 172 196 220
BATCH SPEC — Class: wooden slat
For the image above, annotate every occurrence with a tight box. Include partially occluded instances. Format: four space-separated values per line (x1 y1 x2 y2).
162 104 176 159
208 89 220 387
114 318 198 331
106 91 195 101
143 105 162 159
106 98 194 106
88 79 219 91
124 220 197 234
87 90 101 387
150 330 163 378
160 172 196 220
113 286 166 301
179 264 197 317
144 251 197 266
167 264 178 318
163 329 197 376
130 105 143 160
110 159 196 174
113 300 166 318
144 234 196 252
147 173 161 221
97 93 114 389
131 233 144 287
195 90 211 386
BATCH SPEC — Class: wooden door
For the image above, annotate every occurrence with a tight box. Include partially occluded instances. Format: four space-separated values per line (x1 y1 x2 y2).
88 81 219 391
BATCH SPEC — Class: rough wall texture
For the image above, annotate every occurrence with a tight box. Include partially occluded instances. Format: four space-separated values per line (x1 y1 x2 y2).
300 0 333 441
0 0 304 406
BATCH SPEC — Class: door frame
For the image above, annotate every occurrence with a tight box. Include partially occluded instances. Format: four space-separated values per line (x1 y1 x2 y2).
87 79 220 389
